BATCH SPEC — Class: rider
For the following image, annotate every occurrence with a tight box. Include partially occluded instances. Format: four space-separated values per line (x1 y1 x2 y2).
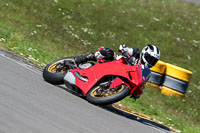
75 44 160 69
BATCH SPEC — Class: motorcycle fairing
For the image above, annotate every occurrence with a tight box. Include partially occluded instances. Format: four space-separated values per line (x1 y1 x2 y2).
109 77 125 89
70 58 143 95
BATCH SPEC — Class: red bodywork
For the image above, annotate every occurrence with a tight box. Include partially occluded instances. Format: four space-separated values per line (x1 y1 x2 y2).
70 57 144 96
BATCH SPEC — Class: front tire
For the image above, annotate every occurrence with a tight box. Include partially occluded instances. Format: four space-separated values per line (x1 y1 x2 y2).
87 84 130 105
43 57 74 85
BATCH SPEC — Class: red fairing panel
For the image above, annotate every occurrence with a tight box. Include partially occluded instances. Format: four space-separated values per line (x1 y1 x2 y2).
71 58 143 95
129 63 143 95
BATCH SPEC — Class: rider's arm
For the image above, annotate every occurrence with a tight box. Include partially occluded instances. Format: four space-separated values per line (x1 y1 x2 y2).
119 44 141 65
119 44 140 58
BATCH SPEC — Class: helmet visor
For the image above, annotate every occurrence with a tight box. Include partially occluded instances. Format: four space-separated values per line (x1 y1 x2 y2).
144 53 158 66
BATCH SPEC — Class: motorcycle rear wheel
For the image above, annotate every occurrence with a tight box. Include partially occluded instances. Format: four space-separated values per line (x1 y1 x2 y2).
87 84 130 105
43 57 74 85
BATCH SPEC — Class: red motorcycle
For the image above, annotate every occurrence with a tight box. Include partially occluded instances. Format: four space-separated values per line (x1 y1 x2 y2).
43 56 150 105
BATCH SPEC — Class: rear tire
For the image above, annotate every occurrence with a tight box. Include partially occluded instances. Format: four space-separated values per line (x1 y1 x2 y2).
43 57 74 85
87 84 130 105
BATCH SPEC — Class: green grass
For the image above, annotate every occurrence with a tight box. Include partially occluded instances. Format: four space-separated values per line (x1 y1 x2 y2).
0 0 200 132
121 85 200 133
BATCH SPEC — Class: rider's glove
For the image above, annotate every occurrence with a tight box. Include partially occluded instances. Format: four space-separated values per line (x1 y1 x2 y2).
127 56 138 65
119 44 127 53
119 44 134 58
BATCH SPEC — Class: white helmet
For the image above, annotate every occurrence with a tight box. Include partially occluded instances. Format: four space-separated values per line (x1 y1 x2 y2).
140 44 160 68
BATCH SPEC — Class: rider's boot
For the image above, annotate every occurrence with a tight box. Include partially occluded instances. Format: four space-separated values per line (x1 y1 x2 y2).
74 53 96 65
75 47 115 65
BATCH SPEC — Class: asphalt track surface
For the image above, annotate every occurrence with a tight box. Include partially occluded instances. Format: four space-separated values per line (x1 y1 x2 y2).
0 52 173 133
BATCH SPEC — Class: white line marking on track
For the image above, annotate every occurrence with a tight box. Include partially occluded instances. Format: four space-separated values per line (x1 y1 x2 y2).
144 122 173 133
0 53 42 76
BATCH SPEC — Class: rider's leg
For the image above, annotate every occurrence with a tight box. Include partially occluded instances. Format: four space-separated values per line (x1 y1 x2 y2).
74 47 116 64
74 53 96 64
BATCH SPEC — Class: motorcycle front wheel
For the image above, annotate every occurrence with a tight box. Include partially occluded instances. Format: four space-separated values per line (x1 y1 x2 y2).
43 57 75 85
87 84 130 105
